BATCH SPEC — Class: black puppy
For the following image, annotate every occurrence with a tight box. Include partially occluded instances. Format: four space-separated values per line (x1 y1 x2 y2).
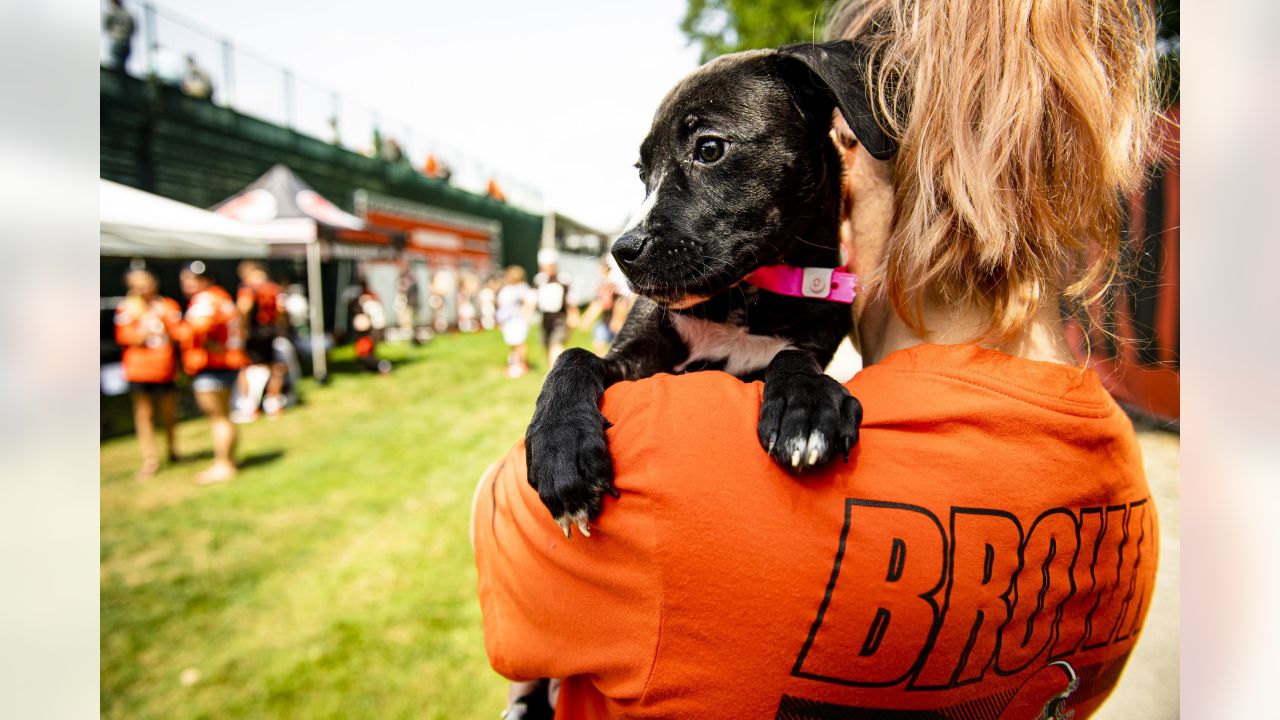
525 41 897 537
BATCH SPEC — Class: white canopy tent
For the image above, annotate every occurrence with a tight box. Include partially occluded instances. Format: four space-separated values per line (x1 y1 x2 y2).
99 179 271 259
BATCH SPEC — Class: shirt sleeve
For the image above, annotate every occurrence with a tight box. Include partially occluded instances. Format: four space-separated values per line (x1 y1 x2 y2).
184 299 213 345
114 306 142 347
472 384 662 703
163 298 184 335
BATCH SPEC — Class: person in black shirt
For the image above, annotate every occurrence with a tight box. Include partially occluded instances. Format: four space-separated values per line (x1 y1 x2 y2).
531 249 578 367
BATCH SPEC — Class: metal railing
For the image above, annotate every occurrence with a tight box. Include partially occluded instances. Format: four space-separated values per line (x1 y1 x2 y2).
100 0 544 211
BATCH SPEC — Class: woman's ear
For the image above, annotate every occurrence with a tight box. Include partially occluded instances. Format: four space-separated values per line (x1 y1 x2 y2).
831 107 859 153
777 40 898 161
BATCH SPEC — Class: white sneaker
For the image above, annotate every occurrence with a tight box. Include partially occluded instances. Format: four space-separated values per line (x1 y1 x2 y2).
262 395 285 417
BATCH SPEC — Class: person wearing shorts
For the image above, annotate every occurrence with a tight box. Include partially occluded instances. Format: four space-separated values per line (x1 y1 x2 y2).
236 261 288 419
577 260 626 355
540 313 569 356
532 249 577 367
114 268 183 479
191 368 240 393
497 266 533 378
177 261 247 485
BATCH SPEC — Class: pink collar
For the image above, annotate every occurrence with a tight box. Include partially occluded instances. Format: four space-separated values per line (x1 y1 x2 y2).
743 265 858 304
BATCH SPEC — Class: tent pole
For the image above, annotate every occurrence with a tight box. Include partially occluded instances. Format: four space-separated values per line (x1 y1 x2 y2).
306 240 328 382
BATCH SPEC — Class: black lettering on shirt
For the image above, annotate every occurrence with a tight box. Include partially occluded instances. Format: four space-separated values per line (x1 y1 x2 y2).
910 509 1022 689
792 499 947 687
996 509 1079 675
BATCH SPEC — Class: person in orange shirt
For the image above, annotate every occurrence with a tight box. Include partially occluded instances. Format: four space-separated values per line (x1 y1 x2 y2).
235 261 288 419
114 268 183 479
473 0 1163 718
177 261 248 485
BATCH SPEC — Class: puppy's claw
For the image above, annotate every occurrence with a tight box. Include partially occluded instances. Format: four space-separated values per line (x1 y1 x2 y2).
570 509 592 538
767 433 777 454
555 510 593 539
806 430 827 467
790 447 802 468
605 485 621 499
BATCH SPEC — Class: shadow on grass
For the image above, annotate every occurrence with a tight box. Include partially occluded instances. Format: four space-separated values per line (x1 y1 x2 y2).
240 449 286 470
325 358 397 376
178 448 286 470
325 341 428 376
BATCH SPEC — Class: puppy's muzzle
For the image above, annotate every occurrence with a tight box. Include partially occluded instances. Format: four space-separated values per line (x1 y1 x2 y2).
611 231 652 274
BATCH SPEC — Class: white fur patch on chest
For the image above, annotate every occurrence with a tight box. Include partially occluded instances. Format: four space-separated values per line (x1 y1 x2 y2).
670 314 793 376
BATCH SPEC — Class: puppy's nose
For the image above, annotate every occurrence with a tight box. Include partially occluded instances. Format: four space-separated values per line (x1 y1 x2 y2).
611 232 651 272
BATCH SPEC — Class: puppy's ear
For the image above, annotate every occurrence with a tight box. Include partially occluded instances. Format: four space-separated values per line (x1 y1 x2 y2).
777 40 898 161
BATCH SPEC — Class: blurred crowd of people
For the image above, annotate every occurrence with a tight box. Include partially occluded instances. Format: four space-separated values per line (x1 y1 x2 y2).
333 249 629 382
114 251 627 480
114 261 303 483
495 249 630 378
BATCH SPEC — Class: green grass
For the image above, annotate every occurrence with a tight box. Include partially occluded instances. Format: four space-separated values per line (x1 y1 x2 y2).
101 329 585 719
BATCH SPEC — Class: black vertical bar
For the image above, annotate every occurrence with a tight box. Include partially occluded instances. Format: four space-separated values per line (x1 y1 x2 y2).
221 39 235 106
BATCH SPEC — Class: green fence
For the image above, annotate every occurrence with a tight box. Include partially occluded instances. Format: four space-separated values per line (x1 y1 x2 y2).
100 68 544 278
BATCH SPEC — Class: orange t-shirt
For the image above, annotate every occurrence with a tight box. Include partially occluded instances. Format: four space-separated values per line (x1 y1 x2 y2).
237 280 283 329
178 286 248 375
114 296 183 383
473 343 1157 719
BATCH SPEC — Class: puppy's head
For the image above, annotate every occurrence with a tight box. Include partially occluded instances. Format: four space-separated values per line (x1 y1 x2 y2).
612 41 896 308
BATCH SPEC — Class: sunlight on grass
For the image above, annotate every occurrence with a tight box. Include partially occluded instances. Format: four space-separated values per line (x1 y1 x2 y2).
101 330 582 719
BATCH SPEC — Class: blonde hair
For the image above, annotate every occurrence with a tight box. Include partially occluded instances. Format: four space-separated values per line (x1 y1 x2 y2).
828 0 1159 340
504 265 527 285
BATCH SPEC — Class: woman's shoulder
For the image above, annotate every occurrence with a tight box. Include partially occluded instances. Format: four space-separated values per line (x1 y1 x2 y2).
598 348 1146 515
602 371 756 424
854 343 1117 419
599 345 1124 450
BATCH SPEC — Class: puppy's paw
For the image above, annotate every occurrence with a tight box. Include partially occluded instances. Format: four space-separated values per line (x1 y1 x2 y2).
525 409 616 538
757 371 861 472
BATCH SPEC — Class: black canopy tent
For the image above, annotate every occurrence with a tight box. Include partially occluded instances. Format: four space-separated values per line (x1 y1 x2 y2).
213 165 398 380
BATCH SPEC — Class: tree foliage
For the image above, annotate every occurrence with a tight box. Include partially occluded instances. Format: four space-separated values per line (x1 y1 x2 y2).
681 0 1178 106
1155 0 1180 106
680 0 831 63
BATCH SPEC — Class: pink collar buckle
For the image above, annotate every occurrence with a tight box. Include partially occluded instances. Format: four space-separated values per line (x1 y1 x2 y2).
743 265 858 304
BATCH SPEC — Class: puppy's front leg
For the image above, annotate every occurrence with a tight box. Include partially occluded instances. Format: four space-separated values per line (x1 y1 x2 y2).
524 348 618 537
756 349 862 471
525 298 685 537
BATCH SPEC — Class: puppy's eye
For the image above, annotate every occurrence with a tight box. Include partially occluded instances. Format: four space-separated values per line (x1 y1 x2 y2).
634 162 648 184
695 137 726 164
